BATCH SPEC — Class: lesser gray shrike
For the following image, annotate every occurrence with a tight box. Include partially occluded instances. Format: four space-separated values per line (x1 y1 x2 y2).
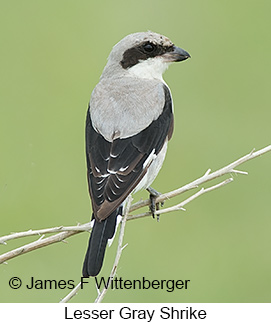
82 31 190 277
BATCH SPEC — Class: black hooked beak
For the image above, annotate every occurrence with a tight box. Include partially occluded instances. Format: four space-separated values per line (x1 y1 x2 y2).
164 46 191 62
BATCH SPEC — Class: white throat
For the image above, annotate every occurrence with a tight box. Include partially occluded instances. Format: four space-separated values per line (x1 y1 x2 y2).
127 57 170 81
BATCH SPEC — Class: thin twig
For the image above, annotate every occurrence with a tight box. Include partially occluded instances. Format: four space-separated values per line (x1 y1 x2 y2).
128 178 233 220
0 223 92 245
0 231 77 264
130 145 271 213
59 282 82 303
156 178 233 215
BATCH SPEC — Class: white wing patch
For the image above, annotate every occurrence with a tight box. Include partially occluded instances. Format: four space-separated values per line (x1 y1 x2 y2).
143 149 157 169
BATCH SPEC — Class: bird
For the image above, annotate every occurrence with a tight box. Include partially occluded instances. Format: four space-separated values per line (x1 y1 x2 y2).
82 31 190 277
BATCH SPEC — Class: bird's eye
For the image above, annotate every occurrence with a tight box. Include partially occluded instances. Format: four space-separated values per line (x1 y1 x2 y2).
143 42 156 52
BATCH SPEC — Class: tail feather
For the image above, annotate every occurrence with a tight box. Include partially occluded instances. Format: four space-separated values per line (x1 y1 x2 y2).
82 208 121 277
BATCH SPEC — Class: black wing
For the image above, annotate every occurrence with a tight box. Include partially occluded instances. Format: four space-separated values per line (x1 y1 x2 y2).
86 85 173 221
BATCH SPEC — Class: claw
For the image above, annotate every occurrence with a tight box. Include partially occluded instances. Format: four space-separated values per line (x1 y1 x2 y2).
147 187 163 221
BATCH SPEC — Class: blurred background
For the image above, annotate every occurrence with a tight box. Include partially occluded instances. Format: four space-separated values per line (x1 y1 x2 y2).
0 0 270 303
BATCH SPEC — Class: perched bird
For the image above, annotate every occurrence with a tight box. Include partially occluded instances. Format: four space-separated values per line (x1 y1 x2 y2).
82 31 190 277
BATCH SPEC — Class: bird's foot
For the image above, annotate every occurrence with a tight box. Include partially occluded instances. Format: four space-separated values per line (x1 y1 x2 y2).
147 186 164 222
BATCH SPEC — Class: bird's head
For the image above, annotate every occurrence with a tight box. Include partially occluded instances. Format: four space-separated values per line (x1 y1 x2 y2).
101 31 190 81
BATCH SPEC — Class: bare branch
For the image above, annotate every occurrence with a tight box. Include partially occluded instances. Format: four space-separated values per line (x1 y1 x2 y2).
156 178 233 215
0 223 92 245
128 178 233 220
130 145 271 213
59 282 82 303
0 231 78 264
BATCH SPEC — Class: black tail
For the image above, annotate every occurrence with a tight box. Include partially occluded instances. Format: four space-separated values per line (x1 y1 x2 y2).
82 208 121 277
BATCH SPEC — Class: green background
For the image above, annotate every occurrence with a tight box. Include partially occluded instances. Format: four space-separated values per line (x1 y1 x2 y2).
1 0 271 303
